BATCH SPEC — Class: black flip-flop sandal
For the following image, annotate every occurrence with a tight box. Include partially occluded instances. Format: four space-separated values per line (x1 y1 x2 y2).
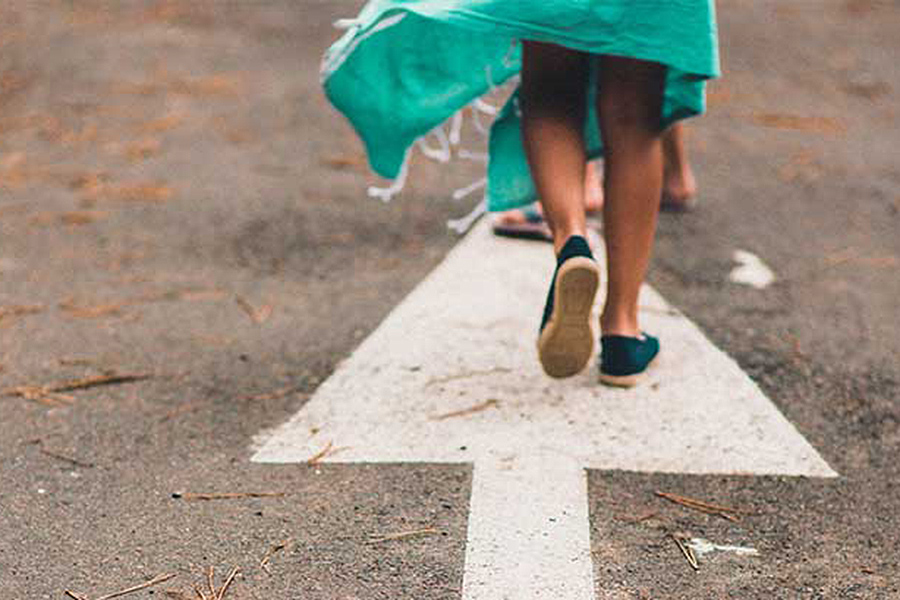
492 205 553 242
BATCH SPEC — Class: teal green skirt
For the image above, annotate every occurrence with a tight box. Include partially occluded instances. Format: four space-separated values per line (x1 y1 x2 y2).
323 0 720 211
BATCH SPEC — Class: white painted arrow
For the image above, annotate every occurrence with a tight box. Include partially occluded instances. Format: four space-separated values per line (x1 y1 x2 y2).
253 221 836 599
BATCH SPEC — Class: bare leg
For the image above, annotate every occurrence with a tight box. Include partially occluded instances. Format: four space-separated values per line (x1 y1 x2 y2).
521 42 602 378
520 41 589 254
661 123 697 209
598 56 666 337
584 160 604 213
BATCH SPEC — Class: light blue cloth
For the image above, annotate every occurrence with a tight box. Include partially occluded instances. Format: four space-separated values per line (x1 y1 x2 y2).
323 0 719 211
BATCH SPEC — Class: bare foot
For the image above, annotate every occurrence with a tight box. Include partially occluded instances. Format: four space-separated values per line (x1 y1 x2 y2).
491 204 552 241
661 162 697 211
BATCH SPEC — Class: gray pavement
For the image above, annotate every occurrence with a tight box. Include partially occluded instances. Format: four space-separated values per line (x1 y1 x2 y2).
1 1 899 598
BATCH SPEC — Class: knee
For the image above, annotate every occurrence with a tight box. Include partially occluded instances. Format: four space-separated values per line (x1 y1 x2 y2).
597 58 665 134
598 86 663 134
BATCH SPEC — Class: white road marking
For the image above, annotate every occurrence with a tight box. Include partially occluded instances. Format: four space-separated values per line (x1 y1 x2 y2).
253 221 836 599
729 249 775 289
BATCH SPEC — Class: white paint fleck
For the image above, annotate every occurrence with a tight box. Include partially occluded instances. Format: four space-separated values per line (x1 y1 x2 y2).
687 538 760 558
729 250 775 289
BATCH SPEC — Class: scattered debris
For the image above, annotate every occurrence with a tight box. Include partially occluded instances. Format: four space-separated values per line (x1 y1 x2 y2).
6 385 75 405
65 572 176 600
306 441 335 465
48 372 151 393
5 372 150 405
171 491 285 501
59 357 97 367
192 566 240 600
39 446 95 469
159 397 209 422
234 295 272 324
431 398 500 421
669 532 700 571
367 527 441 544
655 490 745 522
686 537 759 558
259 539 291 575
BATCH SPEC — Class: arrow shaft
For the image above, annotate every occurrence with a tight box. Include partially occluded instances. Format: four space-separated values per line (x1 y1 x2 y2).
462 461 594 600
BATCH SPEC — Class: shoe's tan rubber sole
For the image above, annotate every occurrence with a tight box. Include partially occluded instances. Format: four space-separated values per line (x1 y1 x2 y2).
537 257 600 378
598 353 659 388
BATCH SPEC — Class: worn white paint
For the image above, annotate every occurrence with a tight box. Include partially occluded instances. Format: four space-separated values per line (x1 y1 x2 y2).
687 538 760 558
729 249 775 289
253 221 835 599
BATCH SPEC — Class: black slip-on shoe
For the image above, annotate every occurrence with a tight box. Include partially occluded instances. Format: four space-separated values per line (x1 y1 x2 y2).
598 333 660 388
537 236 600 378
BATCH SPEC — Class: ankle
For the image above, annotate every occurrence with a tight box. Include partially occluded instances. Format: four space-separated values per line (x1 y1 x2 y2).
553 227 588 255
663 163 697 200
600 312 641 338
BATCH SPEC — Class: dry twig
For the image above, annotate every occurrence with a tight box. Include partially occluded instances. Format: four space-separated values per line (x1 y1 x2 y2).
431 398 500 421
65 573 176 600
655 491 743 522
96 573 177 600
235 296 272 324
215 567 239 600
616 510 659 524
260 540 290 574
48 373 152 393
6 385 75 405
40 446 95 468
172 491 285 501
669 533 700 571
306 441 334 465
7 373 151 404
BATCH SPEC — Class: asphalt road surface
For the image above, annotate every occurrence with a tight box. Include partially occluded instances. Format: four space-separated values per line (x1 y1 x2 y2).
1 1 899 599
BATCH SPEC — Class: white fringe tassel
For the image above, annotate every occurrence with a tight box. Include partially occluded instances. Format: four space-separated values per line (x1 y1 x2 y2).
447 197 487 235
367 150 410 203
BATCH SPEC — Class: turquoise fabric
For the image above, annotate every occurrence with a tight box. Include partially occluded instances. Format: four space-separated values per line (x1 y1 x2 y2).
322 0 719 212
